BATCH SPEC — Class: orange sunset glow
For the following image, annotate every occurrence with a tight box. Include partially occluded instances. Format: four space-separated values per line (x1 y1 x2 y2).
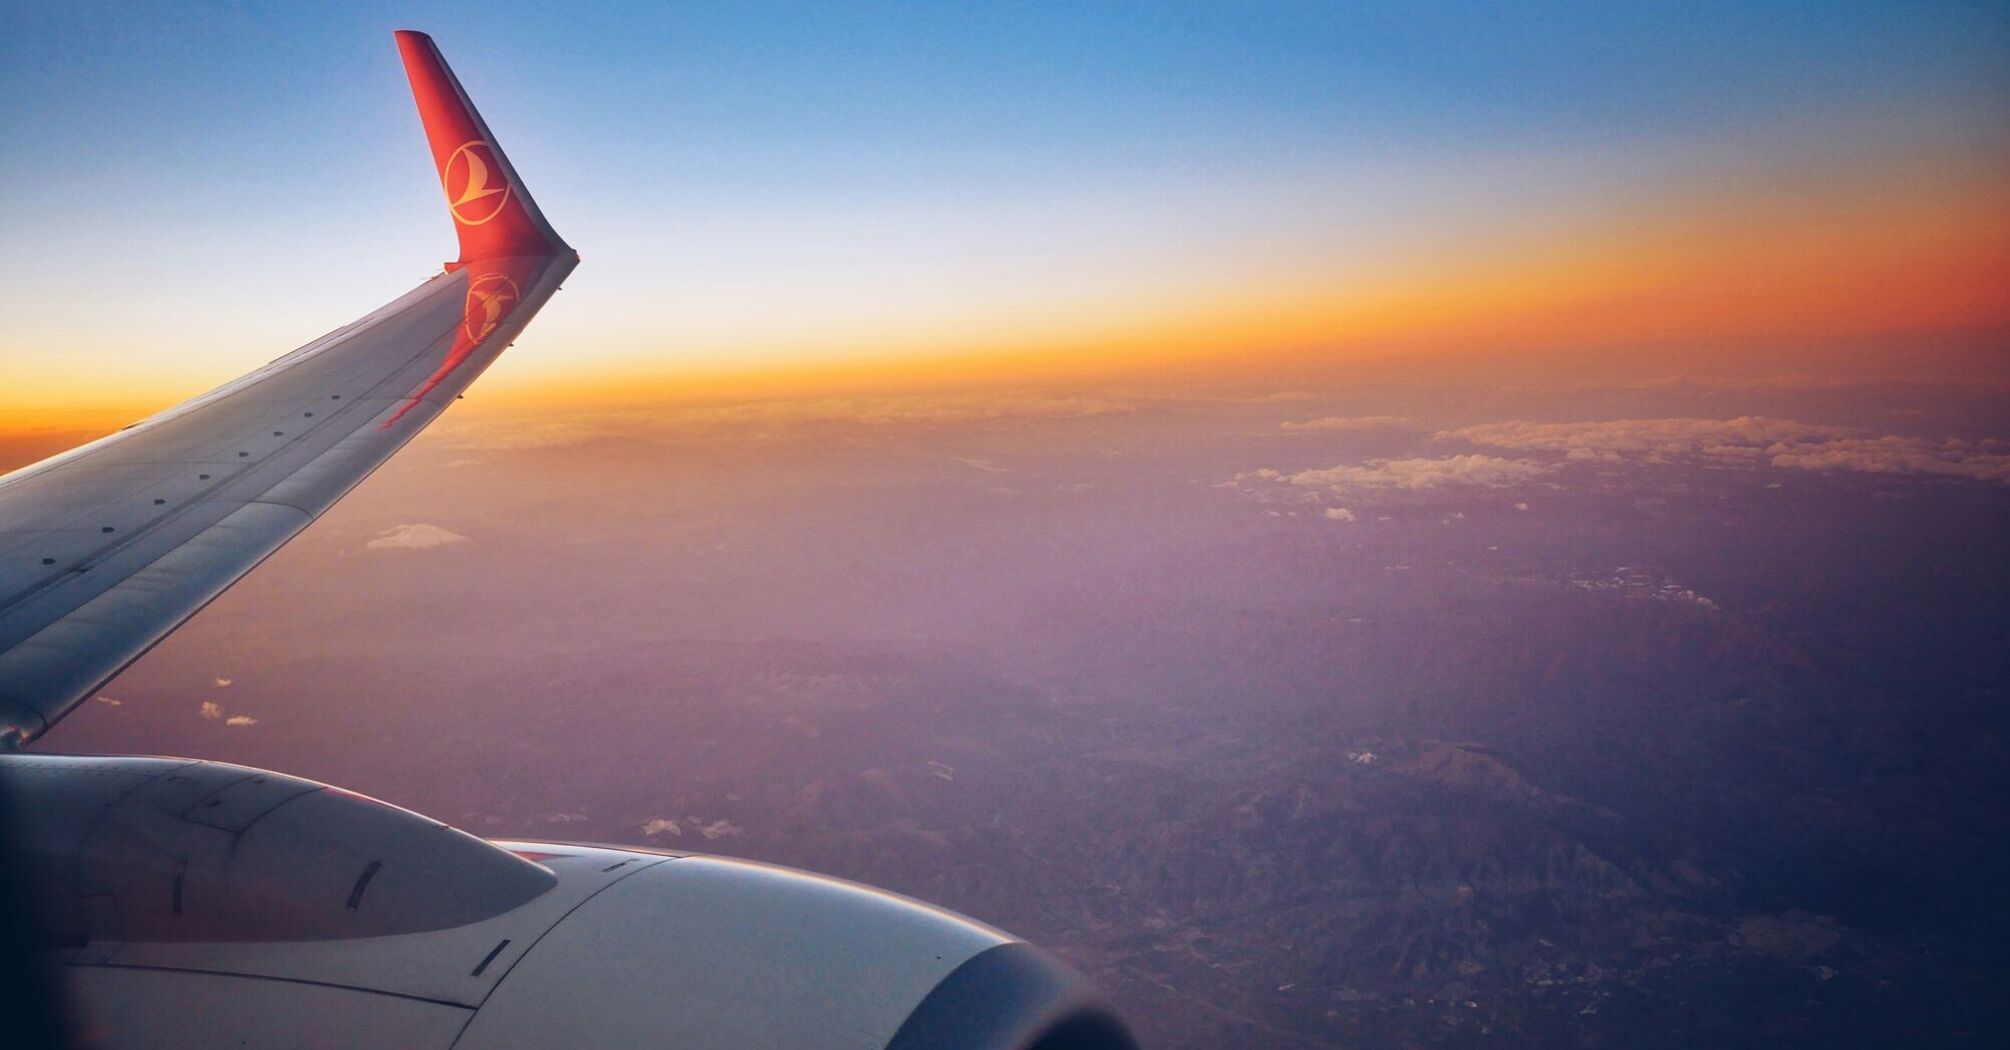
9 152 2007 427
7 11 2009 427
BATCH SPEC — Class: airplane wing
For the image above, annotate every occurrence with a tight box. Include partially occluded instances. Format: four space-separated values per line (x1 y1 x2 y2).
0 31 578 747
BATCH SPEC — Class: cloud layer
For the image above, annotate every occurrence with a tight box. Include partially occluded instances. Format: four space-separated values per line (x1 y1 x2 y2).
1441 417 1847 461
1768 436 2010 482
1281 415 1412 433
1280 455 1552 495
1443 417 2009 483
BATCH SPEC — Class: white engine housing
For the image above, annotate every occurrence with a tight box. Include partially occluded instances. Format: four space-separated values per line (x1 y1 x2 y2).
0 754 1133 1049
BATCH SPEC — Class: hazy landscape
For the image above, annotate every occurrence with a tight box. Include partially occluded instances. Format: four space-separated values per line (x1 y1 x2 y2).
17 363 2006 1048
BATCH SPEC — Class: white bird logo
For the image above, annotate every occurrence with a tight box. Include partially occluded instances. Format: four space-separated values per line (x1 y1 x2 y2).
443 141 511 225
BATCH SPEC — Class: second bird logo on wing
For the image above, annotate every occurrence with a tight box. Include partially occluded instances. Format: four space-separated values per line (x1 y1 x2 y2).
463 273 521 342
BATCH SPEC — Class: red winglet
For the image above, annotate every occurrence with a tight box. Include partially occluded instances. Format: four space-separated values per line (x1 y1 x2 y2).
395 30 570 264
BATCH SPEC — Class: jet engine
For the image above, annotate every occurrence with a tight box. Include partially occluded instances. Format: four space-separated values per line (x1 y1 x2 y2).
1 754 1136 1049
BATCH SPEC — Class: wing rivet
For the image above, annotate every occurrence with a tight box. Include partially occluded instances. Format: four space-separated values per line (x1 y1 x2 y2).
238 451 249 458
100 526 114 534
199 474 211 480
331 395 342 400
41 558 55 565
304 412 314 417
153 499 166 505
273 431 284 437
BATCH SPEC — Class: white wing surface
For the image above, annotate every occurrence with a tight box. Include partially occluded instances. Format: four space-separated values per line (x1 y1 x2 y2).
0 31 578 745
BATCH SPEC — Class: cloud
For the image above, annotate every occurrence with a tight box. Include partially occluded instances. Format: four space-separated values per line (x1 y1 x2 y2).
1443 417 2010 485
95 695 121 706
1323 507 1358 522
1279 455 1552 495
1281 415 1411 433
1442 417 1849 460
1767 436 2010 483
213 676 233 687
225 715 257 727
636 814 743 839
365 524 470 551
200 701 222 719
698 819 745 841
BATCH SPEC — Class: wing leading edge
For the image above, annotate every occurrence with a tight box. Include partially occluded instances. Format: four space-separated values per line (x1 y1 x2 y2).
0 31 578 746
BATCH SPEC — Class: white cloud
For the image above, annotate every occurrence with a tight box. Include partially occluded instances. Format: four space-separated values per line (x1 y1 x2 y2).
365 524 470 551
1282 455 1551 495
1323 507 1358 522
699 819 745 841
225 715 257 727
1281 415 1411 433
1443 417 2009 485
213 676 233 688
642 818 682 838
1442 417 1849 460
200 701 222 720
1768 436 2010 483
95 695 121 706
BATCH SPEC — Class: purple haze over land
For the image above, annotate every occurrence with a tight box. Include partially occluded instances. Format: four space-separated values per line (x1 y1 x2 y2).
29 366 2010 1047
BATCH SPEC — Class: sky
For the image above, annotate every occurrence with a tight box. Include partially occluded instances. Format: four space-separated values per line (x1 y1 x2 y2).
2 1 2007 424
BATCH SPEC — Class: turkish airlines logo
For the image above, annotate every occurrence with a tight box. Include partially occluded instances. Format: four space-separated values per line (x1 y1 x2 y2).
443 141 511 226
464 273 521 342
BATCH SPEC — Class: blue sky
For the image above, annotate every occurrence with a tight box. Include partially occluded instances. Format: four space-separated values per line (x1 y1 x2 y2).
2 2 2005 407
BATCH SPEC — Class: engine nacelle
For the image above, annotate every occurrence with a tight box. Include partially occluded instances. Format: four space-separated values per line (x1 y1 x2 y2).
0 753 554 944
0 754 1135 1049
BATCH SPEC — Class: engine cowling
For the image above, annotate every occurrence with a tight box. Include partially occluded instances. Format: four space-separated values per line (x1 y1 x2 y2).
0 754 1135 1049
